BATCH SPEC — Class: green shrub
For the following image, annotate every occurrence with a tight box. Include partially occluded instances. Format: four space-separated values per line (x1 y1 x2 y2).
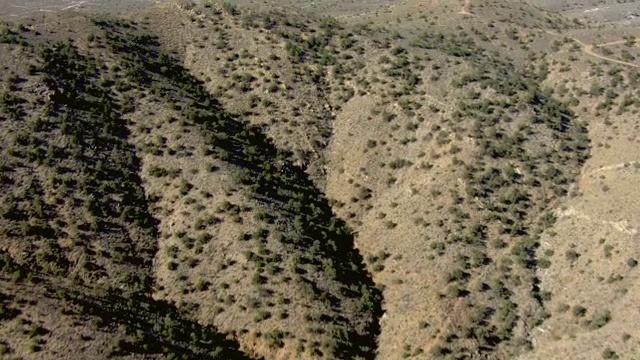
565 250 580 262
602 348 618 359
572 305 587 318
589 310 611 330
149 166 169 177
178 180 193 195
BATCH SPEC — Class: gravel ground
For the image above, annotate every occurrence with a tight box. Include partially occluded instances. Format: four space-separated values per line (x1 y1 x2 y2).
233 0 402 17
525 0 640 26
0 0 403 21
0 0 171 19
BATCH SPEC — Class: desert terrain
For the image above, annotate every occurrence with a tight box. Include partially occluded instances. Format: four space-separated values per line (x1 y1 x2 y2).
0 0 639 359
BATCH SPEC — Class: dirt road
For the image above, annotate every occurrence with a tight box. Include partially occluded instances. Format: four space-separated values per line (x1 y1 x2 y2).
570 37 640 68
456 0 638 68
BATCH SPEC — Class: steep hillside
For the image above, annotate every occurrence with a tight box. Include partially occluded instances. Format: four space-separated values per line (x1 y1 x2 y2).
0 9 381 360
7 0 640 359
0 22 252 359
96 17 381 358
519 12 640 359
324 22 590 360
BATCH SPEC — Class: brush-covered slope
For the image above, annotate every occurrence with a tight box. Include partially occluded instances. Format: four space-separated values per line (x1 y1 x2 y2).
109 2 588 358
0 22 252 360
517 14 640 359
0 9 381 360
322 28 590 360
17 0 640 358
95 17 381 359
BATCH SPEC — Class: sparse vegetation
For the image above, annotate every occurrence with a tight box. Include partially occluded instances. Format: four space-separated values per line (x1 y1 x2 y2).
1 0 639 358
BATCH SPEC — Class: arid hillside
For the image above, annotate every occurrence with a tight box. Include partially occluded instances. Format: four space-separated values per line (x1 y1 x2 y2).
1 0 640 359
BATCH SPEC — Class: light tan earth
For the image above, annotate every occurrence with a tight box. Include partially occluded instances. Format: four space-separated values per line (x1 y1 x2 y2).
519 114 640 360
